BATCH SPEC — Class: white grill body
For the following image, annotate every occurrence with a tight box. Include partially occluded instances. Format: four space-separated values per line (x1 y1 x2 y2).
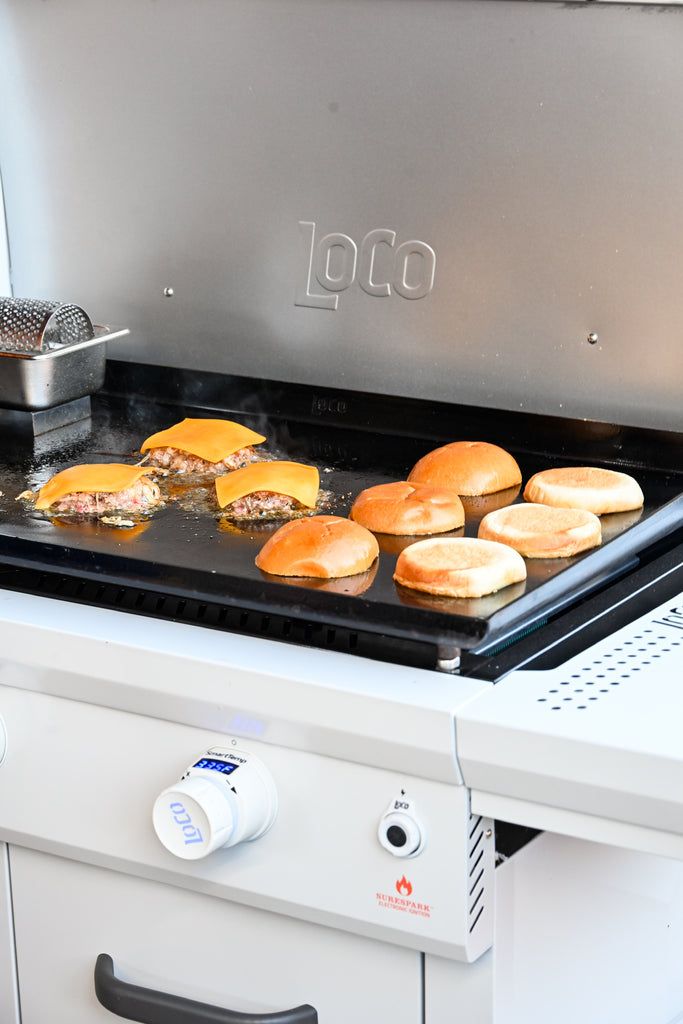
0 585 682 1022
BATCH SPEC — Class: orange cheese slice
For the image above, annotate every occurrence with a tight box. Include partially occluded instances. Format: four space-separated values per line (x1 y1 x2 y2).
215 462 320 510
140 418 266 463
35 464 157 510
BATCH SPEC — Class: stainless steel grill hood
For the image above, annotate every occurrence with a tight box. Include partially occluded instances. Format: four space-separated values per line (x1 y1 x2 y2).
1 0 682 431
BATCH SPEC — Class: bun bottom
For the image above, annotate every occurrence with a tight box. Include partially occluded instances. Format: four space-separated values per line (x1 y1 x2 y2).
524 467 644 515
394 537 527 598
478 503 602 558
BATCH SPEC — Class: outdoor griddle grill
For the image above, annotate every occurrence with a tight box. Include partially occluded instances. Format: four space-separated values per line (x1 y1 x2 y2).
0 2 683 1023
0 362 679 674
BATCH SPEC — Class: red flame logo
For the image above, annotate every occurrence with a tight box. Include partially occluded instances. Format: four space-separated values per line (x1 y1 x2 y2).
396 875 413 896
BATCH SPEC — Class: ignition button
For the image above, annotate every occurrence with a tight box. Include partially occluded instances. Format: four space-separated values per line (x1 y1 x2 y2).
386 825 408 848
378 799 425 858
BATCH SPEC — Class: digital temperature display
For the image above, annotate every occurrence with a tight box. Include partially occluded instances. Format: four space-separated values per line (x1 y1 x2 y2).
193 758 239 776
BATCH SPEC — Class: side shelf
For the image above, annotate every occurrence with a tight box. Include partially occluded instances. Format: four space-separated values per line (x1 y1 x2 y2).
457 590 683 859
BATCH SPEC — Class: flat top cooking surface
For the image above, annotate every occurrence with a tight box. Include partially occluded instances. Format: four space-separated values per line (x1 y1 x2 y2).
0 363 680 654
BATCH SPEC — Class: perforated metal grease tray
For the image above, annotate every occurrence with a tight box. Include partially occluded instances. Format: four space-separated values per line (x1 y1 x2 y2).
0 298 129 410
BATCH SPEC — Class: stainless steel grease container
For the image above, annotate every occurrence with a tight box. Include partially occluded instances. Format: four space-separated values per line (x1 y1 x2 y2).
0 298 128 410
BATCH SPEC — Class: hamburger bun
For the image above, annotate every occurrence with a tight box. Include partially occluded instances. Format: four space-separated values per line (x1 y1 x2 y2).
255 515 379 578
478 503 601 558
396 577 527 615
408 441 522 496
524 467 644 515
394 537 527 598
350 481 465 535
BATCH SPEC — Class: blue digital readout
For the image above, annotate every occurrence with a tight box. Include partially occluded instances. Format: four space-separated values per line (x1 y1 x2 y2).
193 758 239 776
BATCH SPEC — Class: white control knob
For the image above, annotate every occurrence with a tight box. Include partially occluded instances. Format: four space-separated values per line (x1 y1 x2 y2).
153 746 277 860
378 797 425 858
0 715 6 766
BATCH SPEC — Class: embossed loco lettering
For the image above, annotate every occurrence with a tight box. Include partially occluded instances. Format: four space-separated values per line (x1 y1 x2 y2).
295 221 435 310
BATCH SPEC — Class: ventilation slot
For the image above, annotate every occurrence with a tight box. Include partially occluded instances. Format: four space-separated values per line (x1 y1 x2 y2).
0 564 436 671
537 627 681 711
467 812 489 936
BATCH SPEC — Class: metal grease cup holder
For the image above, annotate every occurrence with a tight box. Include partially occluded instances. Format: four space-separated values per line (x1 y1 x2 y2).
0 298 129 411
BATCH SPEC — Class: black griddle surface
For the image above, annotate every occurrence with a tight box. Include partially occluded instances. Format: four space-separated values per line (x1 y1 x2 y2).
0 365 680 655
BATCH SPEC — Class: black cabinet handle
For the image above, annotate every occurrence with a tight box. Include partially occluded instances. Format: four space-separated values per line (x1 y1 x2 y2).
94 954 319 1024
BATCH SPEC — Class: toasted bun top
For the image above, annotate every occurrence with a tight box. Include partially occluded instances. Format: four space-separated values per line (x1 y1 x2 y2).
408 441 522 496
350 481 464 535
141 418 266 463
35 464 157 510
478 503 601 558
394 536 526 598
216 462 320 509
255 515 379 578
524 467 644 515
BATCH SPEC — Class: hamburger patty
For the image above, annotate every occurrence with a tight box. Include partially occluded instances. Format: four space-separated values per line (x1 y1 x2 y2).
50 478 160 515
147 445 259 475
226 491 299 518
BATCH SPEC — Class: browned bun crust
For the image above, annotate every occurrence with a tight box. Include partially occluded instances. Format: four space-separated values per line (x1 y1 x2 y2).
255 515 379 578
394 537 526 598
478 503 601 558
350 481 465 535
524 467 644 515
408 442 522 496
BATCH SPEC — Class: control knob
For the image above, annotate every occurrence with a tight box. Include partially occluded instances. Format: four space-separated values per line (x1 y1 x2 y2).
153 746 277 860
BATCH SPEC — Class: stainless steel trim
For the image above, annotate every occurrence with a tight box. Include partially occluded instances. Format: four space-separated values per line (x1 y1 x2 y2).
0 326 129 361
0 325 129 411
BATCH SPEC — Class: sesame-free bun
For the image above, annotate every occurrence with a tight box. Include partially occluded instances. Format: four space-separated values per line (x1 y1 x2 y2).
524 467 644 515
350 481 465 535
255 515 379 578
394 537 527 598
478 503 602 558
408 441 522 496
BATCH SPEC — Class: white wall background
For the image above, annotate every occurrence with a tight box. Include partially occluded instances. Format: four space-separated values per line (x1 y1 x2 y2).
0 171 10 295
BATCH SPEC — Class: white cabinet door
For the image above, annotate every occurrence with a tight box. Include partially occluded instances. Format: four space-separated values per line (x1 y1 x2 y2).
10 846 422 1024
0 844 19 1024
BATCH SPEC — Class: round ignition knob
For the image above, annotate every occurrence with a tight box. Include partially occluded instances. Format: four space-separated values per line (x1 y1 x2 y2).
153 746 277 861
378 810 424 858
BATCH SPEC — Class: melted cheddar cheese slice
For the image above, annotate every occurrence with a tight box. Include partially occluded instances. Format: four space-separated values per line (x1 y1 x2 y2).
215 462 320 509
141 418 266 463
35 464 157 510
